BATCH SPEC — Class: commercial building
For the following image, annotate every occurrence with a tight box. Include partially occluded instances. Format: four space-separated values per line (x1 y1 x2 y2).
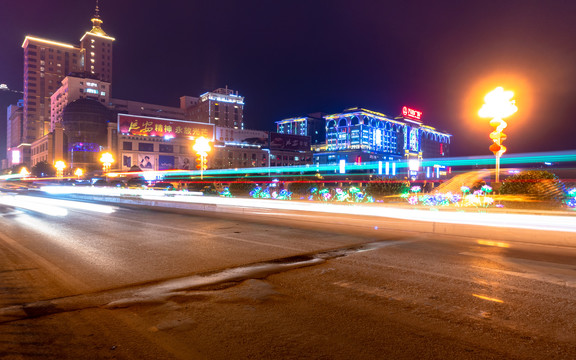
50 72 111 131
115 113 214 172
275 112 325 145
212 128 269 169
182 87 244 129
268 133 312 167
6 100 25 168
316 107 451 179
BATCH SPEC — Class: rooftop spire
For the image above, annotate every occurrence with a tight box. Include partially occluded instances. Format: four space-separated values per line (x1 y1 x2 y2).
94 0 100 19
89 0 108 36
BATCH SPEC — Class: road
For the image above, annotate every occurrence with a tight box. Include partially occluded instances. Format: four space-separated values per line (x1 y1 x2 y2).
0 194 575 359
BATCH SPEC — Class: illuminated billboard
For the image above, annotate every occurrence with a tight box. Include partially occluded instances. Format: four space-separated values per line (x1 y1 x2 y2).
268 133 311 151
402 106 423 121
118 114 214 140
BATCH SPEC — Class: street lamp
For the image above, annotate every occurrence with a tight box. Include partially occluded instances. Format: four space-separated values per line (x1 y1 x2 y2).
19 167 30 177
54 160 66 178
100 152 114 173
192 137 211 180
74 168 84 180
478 87 517 183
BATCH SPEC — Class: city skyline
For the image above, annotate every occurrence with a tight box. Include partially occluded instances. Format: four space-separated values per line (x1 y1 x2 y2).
1 0 576 160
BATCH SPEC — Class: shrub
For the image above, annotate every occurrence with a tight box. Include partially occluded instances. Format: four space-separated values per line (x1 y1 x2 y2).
228 180 256 197
288 181 319 196
500 170 566 201
364 178 407 197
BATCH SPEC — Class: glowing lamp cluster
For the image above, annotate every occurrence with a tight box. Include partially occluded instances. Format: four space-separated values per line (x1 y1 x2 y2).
54 160 66 178
100 152 114 173
192 137 211 179
479 87 517 182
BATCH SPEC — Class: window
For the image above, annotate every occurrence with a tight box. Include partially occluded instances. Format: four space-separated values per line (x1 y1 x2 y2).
159 144 173 153
122 142 132 150
138 143 154 152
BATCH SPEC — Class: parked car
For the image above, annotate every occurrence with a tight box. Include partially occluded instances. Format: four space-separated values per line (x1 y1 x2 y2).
150 182 174 190
126 178 148 189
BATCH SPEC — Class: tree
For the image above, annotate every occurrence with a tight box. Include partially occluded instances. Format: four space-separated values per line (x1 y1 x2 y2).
31 161 55 177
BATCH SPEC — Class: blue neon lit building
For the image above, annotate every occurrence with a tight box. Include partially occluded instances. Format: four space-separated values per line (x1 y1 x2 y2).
317 107 451 178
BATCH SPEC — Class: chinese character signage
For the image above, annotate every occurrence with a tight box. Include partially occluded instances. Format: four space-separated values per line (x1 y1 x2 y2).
118 114 214 140
402 106 423 121
268 133 311 151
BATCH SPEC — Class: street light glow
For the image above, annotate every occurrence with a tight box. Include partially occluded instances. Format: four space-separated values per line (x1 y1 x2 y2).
478 87 518 120
193 137 211 179
100 152 114 173
479 87 517 183
55 161 66 178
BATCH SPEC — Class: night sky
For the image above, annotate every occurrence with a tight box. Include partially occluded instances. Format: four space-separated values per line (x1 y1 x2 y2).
1 0 576 160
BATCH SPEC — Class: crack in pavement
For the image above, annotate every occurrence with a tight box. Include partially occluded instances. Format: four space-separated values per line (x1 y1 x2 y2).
0 239 408 323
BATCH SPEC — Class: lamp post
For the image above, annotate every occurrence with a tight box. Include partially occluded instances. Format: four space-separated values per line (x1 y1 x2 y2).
100 152 114 173
478 87 517 183
193 137 211 180
54 161 66 179
19 167 30 177
75 168 84 180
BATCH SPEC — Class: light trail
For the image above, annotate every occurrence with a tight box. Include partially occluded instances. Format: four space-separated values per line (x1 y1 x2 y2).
98 149 576 180
0 194 117 215
0 194 68 216
40 186 576 233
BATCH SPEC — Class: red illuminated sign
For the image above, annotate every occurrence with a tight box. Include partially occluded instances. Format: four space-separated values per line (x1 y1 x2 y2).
402 106 423 121
118 114 214 140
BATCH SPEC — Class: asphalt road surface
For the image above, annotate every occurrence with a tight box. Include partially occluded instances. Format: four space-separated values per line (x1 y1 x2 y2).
0 197 575 359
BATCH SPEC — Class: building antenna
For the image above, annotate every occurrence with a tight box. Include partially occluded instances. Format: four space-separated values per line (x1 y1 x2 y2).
94 0 100 19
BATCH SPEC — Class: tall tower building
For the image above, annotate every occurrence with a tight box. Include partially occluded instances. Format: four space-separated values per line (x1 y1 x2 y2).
79 2 115 83
18 2 114 165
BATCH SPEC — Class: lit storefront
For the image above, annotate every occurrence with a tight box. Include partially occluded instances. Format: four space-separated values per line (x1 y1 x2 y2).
113 114 214 171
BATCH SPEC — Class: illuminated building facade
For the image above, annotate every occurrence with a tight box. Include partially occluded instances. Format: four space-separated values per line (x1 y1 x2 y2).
19 3 114 165
316 107 451 178
50 73 111 131
6 101 25 167
183 87 244 129
268 133 312 167
212 127 269 169
275 112 325 145
115 114 215 171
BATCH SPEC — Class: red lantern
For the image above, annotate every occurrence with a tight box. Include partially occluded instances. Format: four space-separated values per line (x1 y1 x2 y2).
489 143 501 154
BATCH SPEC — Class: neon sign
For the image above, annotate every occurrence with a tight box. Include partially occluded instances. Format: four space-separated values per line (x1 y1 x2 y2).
118 114 214 140
402 106 423 121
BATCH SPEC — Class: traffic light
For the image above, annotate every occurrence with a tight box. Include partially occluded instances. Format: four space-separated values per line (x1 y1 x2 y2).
195 153 203 170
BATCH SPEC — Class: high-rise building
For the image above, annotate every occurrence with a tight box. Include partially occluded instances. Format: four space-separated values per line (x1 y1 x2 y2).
21 37 83 146
79 3 115 84
182 87 245 129
19 2 114 165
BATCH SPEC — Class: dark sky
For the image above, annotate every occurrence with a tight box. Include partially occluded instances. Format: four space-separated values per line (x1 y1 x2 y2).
1 0 576 160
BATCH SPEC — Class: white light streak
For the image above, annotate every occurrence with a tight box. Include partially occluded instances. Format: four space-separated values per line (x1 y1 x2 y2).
0 195 68 216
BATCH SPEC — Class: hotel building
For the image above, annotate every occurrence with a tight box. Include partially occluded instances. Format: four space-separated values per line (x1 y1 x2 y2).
19 3 114 164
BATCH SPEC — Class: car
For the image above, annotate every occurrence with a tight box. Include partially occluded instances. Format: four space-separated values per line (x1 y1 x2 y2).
200 185 220 196
92 179 109 187
126 178 148 189
150 182 174 190
108 180 126 188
